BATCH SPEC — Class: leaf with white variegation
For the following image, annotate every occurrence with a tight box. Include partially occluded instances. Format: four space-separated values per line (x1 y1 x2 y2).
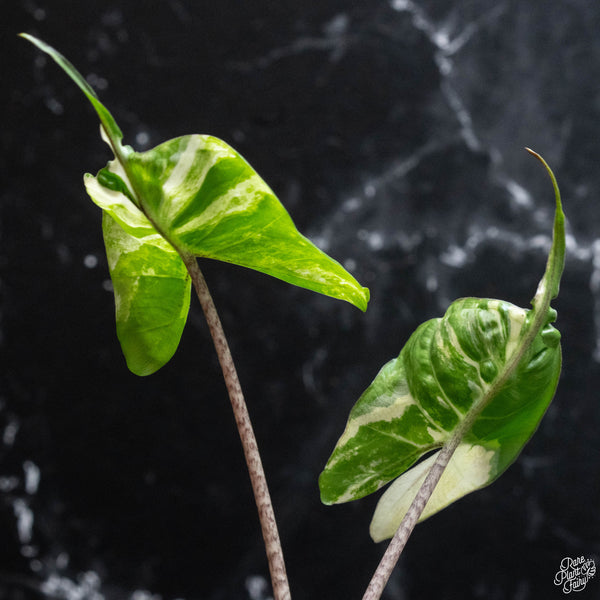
319 150 565 542
100 212 192 376
21 34 369 376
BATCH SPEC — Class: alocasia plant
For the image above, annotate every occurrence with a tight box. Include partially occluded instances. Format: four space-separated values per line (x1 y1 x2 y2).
21 33 370 600
319 149 565 599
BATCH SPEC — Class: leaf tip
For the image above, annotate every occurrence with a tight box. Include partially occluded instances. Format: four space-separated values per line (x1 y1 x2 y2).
526 147 565 306
356 286 370 312
318 482 337 506
19 32 48 51
19 32 40 50
525 148 559 188
525 148 559 193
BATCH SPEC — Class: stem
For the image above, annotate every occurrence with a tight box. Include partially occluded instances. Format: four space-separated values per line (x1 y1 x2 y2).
362 434 461 600
182 254 291 600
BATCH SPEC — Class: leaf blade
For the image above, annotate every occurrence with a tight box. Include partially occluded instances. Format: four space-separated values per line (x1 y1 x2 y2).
126 134 370 311
101 213 191 376
320 153 565 539
369 444 496 542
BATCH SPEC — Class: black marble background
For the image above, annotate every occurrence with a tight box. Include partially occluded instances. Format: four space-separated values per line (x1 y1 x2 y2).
2 1 600 599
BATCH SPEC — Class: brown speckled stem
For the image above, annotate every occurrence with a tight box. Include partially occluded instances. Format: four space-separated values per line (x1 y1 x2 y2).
362 435 461 600
183 254 291 600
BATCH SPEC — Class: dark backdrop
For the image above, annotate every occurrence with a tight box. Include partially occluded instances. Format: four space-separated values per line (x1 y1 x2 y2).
2 1 599 599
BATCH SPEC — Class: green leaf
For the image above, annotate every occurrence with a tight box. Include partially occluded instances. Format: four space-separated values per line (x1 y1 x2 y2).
21 34 369 375
19 33 132 167
319 150 565 542
100 213 191 376
122 134 369 310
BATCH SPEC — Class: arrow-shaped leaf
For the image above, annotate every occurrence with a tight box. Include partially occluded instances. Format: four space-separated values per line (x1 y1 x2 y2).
319 150 565 542
22 34 369 376
118 133 369 308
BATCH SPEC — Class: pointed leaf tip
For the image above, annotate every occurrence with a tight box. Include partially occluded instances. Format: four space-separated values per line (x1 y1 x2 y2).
526 149 565 305
20 33 125 154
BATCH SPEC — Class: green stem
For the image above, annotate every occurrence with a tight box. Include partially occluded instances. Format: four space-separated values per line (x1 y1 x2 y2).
182 253 291 600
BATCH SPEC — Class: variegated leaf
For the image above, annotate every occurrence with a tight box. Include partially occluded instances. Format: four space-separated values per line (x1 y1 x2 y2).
319 151 565 541
82 153 192 376
120 134 369 310
22 33 369 376
100 213 191 377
